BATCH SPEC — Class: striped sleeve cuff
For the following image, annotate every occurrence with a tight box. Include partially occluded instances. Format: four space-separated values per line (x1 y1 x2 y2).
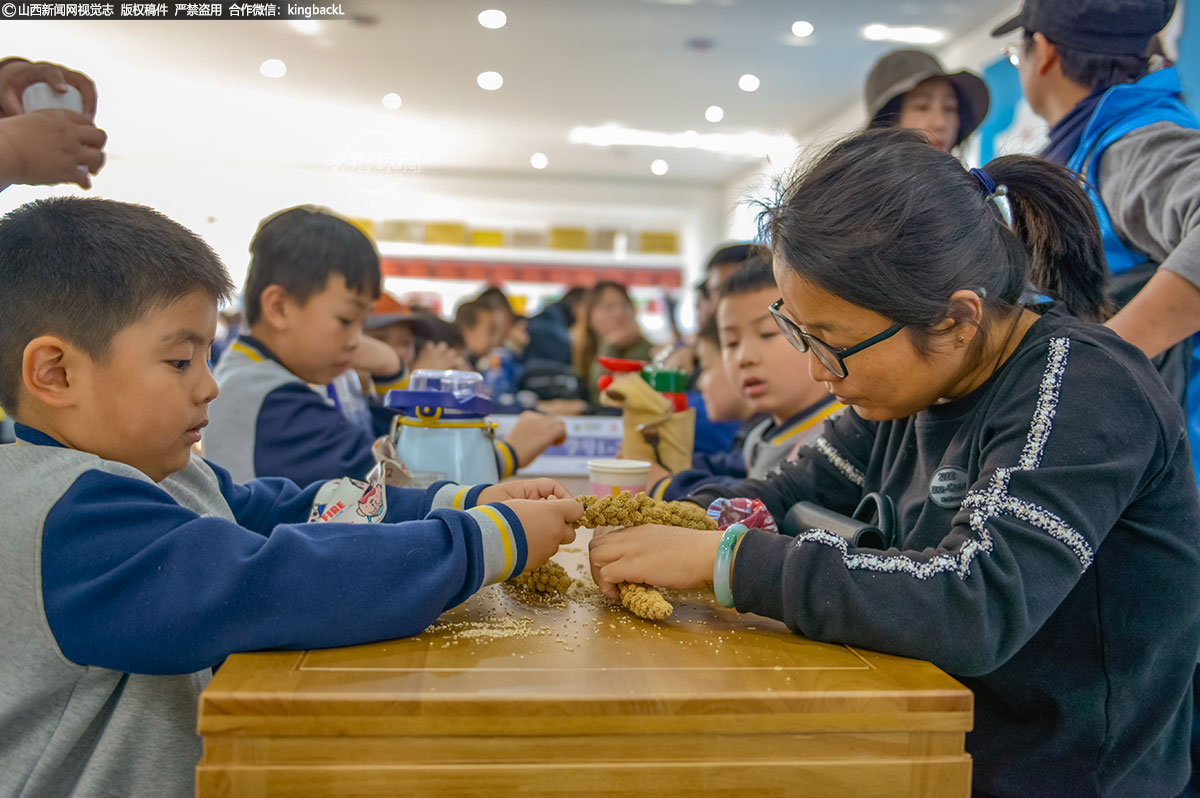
466 503 527 584
428 482 488 511
649 476 671 501
493 440 518 479
372 367 409 396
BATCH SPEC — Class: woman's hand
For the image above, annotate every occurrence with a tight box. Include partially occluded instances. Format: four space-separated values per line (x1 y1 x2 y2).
588 524 723 600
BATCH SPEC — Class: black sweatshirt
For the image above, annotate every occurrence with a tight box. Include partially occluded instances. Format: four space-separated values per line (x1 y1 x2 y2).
690 306 1200 797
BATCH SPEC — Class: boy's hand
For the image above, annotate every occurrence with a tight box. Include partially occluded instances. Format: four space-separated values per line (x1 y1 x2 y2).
503 498 582 569
536 398 587 417
478 478 572 504
0 59 99 118
588 524 724 600
412 340 460 372
0 110 106 189
505 411 567 468
349 335 403 377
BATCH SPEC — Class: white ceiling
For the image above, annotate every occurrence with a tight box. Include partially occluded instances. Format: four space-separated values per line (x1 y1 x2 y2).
16 0 1014 185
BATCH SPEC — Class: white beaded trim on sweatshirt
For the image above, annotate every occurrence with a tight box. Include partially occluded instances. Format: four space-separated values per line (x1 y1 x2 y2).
812 436 865 486
792 337 1093 579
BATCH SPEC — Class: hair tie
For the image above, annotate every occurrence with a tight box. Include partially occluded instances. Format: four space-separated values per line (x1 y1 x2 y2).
969 167 1014 230
969 167 997 195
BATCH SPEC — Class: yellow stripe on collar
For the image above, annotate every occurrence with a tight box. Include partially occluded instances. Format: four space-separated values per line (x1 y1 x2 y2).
770 401 844 446
650 477 670 500
229 341 263 364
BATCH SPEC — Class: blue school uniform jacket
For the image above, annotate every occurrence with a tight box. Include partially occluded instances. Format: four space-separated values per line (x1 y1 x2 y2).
0 424 523 798
206 335 518 485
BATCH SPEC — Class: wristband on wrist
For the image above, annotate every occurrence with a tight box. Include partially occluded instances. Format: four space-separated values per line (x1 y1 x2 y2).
713 523 748 608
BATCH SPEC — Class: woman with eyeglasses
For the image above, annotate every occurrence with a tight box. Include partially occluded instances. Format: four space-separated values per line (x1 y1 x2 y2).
589 128 1200 797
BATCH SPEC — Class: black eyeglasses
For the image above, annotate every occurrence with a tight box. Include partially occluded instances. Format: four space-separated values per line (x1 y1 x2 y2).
769 298 905 379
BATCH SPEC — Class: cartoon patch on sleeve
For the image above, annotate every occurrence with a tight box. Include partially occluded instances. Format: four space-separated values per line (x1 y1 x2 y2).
308 472 389 524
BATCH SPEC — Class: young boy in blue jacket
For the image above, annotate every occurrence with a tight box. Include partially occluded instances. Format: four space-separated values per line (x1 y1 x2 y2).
205 206 530 485
0 197 581 798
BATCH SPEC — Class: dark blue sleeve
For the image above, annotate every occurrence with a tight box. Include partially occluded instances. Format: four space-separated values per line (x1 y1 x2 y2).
207 459 450 532
689 449 748 479
662 471 743 502
651 449 746 502
253 383 379 484
41 470 495 675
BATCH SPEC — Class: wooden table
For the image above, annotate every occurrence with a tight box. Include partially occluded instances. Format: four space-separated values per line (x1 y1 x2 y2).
197 531 973 797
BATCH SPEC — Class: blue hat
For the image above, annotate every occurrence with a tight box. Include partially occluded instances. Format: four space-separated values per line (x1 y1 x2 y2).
992 0 1175 56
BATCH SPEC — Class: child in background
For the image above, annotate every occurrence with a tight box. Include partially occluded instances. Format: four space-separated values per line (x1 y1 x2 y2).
476 285 529 354
203 206 407 485
454 300 501 366
381 308 566 477
469 287 527 406
695 314 754 428
649 312 756 499
651 257 840 500
573 281 654 405
415 315 473 372
363 294 460 379
695 241 754 327
0 196 582 798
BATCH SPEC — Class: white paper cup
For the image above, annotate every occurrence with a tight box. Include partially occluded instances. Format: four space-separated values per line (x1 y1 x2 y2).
587 458 652 497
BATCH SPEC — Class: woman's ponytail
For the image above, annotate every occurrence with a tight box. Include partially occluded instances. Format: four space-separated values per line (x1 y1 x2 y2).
984 155 1113 322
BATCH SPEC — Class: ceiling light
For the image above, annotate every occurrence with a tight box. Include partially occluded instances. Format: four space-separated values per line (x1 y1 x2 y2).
738 73 760 92
289 20 320 35
650 159 669 176
791 20 814 38
861 23 946 44
530 152 548 169
381 93 402 110
568 123 797 159
478 9 507 29
259 59 287 78
477 71 504 90
705 105 724 123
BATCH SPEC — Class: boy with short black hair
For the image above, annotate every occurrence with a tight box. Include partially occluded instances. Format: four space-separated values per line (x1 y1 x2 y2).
651 257 841 500
0 197 581 798
204 205 406 485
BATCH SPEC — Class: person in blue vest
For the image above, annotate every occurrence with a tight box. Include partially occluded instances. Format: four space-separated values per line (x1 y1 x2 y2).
996 1 1200 793
996 0 1200 464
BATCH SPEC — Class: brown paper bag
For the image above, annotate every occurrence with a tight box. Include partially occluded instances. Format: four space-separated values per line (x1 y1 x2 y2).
600 372 695 473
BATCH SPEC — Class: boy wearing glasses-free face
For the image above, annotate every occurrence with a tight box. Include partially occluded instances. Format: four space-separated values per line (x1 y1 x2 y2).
0 197 583 798
716 257 842 476
647 257 841 502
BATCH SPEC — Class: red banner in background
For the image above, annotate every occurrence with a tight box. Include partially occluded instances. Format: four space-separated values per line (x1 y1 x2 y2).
381 258 683 288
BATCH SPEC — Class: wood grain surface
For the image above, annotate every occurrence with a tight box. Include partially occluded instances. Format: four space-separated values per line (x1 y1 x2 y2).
197 526 973 797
